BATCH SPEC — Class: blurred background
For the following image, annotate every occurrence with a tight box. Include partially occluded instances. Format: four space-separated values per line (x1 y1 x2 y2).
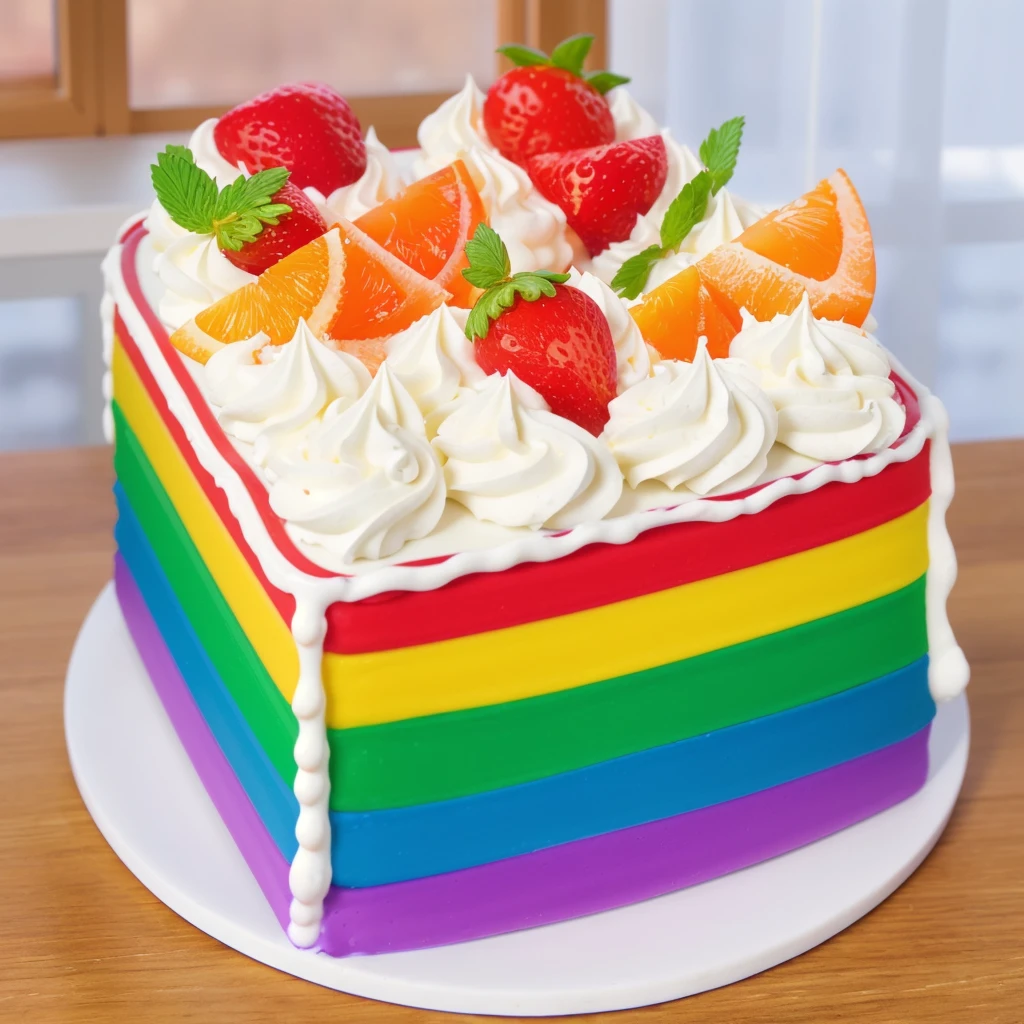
0 0 1021 450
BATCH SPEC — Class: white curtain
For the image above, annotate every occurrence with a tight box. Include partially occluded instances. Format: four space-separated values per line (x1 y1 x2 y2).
610 0 1024 440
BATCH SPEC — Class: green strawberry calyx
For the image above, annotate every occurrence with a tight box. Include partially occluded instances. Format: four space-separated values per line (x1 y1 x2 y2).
496 34 630 95
462 224 570 341
150 144 293 252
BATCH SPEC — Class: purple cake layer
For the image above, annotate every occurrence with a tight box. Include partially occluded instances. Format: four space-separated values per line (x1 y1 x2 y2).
114 556 295 932
115 552 931 957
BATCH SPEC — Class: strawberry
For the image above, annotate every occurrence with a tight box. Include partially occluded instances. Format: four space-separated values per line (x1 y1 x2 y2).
150 145 326 277
528 136 668 257
220 181 326 275
463 224 616 435
483 34 630 166
214 83 366 196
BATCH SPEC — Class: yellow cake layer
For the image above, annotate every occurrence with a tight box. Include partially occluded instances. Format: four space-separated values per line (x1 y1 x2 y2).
113 337 931 729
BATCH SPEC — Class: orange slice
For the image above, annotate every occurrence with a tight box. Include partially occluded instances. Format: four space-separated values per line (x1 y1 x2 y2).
353 160 487 308
169 229 344 363
696 168 876 327
326 337 388 376
628 264 741 361
325 220 450 343
168 222 449 369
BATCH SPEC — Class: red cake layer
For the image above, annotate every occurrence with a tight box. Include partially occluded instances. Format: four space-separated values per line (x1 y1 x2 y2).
118 224 931 654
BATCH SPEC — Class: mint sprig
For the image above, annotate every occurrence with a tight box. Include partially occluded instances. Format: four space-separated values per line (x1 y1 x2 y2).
660 170 713 250
700 115 745 195
611 118 746 299
151 145 293 252
462 224 569 341
497 33 630 95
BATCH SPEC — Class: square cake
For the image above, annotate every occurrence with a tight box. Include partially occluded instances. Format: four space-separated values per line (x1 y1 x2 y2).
99 36 968 957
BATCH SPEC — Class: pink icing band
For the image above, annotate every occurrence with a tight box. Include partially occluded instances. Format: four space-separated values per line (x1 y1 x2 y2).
115 553 930 956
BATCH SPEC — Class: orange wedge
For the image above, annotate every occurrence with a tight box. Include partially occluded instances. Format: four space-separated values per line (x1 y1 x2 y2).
353 160 487 308
327 337 388 376
325 220 450 343
628 265 741 361
169 229 344 363
697 168 876 327
168 222 449 368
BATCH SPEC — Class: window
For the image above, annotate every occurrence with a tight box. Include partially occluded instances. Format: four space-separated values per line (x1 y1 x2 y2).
0 0 608 146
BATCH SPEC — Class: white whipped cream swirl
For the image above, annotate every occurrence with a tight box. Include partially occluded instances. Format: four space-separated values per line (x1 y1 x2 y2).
144 118 256 330
383 305 484 435
729 294 906 462
308 126 404 222
204 319 370 468
433 372 623 529
610 88 662 141
268 364 446 562
604 340 777 495
414 75 576 273
566 268 653 391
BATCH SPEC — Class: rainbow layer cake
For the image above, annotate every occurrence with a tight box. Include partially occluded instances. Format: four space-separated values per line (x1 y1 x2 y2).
100 36 968 956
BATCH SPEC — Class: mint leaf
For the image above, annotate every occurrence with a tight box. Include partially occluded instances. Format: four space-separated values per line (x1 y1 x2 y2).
660 170 713 251
164 143 195 164
584 70 631 94
153 144 295 251
496 44 550 67
462 223 512 290
699 115 745 194
151 145 218 235
550 34 593 76
611 245 665 300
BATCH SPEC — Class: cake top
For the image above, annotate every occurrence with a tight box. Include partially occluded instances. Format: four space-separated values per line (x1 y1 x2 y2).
129 33 908 570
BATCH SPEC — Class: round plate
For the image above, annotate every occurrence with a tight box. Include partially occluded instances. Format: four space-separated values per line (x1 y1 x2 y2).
66 583 968 1016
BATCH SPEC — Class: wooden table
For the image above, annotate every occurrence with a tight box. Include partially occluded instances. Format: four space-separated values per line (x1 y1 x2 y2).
1 443 1021 1023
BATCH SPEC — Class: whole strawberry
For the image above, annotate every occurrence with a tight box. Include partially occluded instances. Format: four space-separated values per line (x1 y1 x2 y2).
529 135 668 256
483 34 630 166
151 145 326 276
463 224 617 435
214 82 366 196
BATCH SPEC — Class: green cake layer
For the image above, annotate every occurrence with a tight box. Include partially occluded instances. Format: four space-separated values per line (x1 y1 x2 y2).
114 403 931 812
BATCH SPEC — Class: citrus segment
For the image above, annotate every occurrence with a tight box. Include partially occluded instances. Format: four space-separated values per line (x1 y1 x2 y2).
168 229 343 363
353 160 487 307
326 220 450 343
697 169 875 327
628 265 740 362
327 337 388 375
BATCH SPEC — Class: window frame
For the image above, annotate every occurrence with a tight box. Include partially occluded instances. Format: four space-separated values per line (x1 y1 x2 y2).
0 0 607 147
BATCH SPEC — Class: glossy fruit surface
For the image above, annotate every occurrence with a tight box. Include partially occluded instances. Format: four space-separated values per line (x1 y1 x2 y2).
325 221 450 344
221 181 327 275
697 168 876 327
474 285 617 435
354 160 487 307
214 82 366 195
628 264 741 362
169 228 345 362
483 66 614 166
528 135 668 256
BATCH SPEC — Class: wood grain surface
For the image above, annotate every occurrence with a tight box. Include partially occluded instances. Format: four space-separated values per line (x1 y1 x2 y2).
0 442 1021 1023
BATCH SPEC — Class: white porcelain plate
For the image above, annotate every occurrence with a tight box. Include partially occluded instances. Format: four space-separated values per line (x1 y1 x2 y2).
66 584 969 1016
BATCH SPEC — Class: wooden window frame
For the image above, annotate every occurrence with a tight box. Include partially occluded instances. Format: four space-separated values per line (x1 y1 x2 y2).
0 0 606 147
